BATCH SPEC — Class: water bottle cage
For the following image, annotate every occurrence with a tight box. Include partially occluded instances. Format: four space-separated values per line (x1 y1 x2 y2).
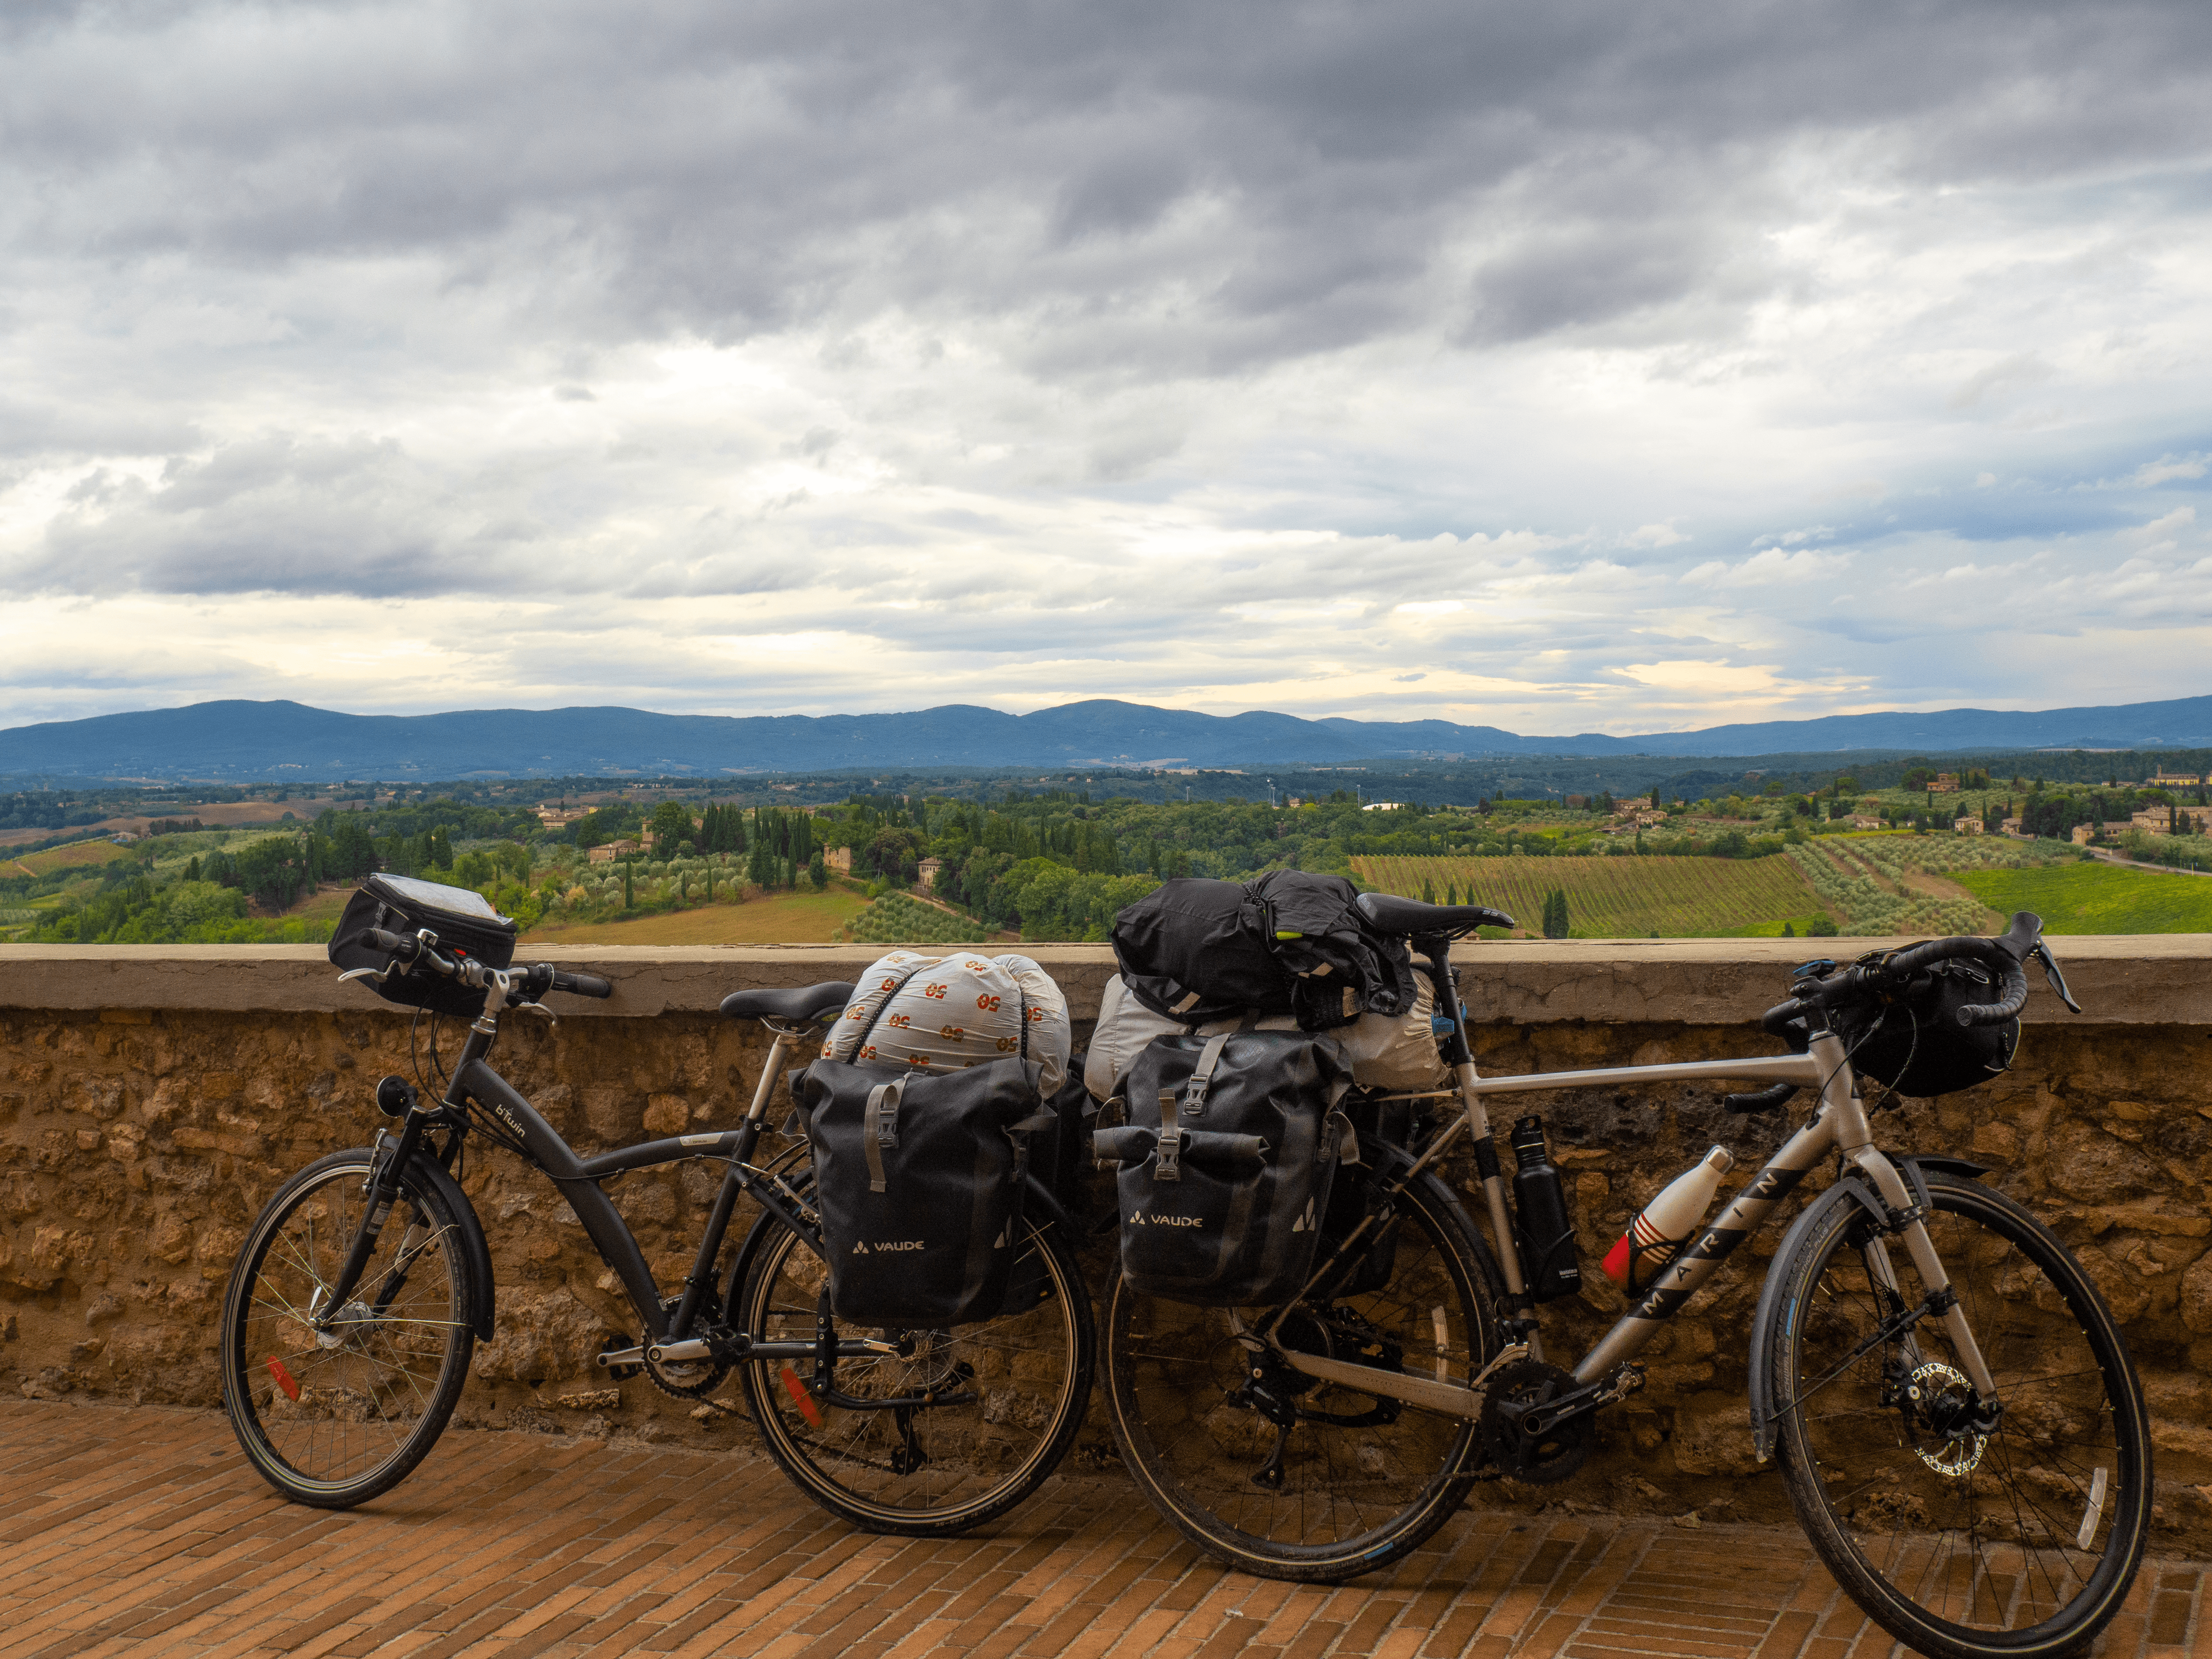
1625 1233 1692 1297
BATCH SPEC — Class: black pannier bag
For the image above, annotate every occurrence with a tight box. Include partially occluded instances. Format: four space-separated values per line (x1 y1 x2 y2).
1109 873 1419 1034
328 874 518 1018
1094 1030 1355 1306
796 1055 1046 1326
1110 878 1293 1023
1775 955 2020 1098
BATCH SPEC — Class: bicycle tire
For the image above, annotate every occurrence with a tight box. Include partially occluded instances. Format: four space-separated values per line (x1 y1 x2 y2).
733 1204 1094 1536
219 1148 479 1508
1769 1169 2151 1659
1103 1156 1503 1581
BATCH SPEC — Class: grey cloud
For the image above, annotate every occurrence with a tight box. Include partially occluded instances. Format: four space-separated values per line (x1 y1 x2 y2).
16 435 529 597
11 1 2210 378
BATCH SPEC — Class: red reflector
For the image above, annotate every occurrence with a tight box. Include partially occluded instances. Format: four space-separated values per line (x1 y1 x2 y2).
780 1366 825 1429
267 1357 302 1401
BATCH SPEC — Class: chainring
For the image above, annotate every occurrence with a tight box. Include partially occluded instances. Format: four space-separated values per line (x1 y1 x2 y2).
1479 1357 1592 1486
645 1296 731 1401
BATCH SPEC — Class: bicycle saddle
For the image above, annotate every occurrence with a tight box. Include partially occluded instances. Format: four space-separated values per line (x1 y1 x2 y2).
719 982 854 1022
1355 892 1517 936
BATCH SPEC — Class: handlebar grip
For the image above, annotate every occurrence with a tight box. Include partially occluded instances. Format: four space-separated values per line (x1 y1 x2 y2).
1760 998 1809 1036
1724 1082 1798 1113
551 970 613 1000
361 927 421 961
1955 957 2028 1027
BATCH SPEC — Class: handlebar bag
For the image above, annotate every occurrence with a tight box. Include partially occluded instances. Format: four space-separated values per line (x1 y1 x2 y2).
1096 1029 1354 1307
1777 958 2019 1098
796 1055 1047 1326
328 874 517 1019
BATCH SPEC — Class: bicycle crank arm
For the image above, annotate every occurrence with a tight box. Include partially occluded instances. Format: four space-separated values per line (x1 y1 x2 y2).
1274 1340 1529 1421
638 1334 905 1366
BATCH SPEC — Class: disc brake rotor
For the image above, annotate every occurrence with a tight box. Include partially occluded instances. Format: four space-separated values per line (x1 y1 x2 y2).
1903 1359 1987 1477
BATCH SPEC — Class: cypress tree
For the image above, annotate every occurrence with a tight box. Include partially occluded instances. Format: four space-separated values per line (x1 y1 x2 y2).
623 862 633 910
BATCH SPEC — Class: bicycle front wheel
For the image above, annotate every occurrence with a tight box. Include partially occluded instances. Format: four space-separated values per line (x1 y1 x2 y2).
1103 1164 1503 1581
219 1149 479 1508
733 1207 1094 1536
1770 1168 2150 1659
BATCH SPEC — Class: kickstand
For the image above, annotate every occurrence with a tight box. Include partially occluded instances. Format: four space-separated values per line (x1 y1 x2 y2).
890 1406 928 1476
1250 1424 1291 1490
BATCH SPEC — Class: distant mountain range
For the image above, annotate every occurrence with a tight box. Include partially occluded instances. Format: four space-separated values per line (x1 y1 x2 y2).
1 694 2209 781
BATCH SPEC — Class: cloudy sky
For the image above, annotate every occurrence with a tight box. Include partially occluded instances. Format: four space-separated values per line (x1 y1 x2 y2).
3 0 2209 738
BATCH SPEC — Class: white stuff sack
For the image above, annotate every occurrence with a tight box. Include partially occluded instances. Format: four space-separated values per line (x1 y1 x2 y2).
825 950 1072 1097
1082 973 1298 1101
1083 969 1444 1101
1330 965 1448 1092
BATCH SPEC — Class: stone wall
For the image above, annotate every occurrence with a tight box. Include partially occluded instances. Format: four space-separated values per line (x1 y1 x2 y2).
3 937 2209 1546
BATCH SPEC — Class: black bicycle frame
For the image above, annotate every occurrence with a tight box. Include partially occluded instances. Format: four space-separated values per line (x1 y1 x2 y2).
314 982 824 1352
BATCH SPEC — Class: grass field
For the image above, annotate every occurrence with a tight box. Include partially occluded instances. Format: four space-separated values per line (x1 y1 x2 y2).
1952 862 2212 934
1350 854 1826 938
522 888 870 945
9 839 139 878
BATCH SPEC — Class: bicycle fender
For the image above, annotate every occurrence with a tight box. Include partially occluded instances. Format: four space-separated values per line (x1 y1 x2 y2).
1746 1173 1891 1464
1896 1153 1990 1184
409 1152 496 1342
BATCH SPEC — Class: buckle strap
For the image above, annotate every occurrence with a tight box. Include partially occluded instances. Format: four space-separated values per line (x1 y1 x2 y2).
863 1075 906 1192
1183 1032 1231 1120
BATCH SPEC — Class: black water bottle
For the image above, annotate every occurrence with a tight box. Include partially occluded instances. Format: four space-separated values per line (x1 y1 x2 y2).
1511 1116 1583 1302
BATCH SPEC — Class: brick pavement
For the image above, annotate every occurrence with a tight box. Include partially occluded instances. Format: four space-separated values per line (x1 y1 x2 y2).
0 1398 2200 1659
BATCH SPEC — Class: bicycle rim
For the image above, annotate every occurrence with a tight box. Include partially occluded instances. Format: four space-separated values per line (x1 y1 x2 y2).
736 1213 1092 1535
220 1153 475 1507
1104 1168 1498 1580
1772 1172 2150 1659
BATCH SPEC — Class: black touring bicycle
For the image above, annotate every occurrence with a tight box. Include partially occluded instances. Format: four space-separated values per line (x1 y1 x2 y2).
223 876 2145 1659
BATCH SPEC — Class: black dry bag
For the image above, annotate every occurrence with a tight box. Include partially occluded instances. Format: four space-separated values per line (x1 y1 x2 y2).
1109 878 1293 1024
797 1056 1047 1326
1094 1030 1354 1307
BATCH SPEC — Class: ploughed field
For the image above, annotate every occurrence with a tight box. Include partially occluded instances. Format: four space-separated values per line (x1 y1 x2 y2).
521 886 870 944
1350 853 1827 938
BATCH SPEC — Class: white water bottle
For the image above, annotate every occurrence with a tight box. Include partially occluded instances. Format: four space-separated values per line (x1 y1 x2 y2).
1602 1145 1734 1288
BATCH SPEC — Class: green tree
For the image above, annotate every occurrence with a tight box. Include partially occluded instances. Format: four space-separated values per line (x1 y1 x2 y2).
649 801 694 860
1542 888 1569 938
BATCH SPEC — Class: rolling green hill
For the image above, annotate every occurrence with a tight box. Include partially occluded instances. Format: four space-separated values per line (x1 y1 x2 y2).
1951 863 2212 934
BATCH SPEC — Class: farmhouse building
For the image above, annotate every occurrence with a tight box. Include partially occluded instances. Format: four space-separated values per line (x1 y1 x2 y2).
587 838 643 865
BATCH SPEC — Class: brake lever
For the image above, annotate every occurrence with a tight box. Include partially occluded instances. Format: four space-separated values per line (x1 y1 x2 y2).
2030 942 2083 1014
337 966 390 986
513 1000 559 1029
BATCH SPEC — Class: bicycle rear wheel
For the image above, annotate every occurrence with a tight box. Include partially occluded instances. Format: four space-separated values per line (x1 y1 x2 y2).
733 1206 1094 1536
1770 1169 2150 1659
219 1149 478 1508
1103 1161 1503 1581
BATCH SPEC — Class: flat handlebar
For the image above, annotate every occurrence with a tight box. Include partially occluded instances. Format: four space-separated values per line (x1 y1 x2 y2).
357 927 611 1000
